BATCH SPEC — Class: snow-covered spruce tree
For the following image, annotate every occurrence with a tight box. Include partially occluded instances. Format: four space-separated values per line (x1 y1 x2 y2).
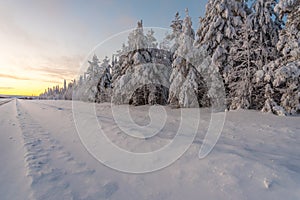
112 20 172 106
226 11 256 110
96 56 112 103
116 20 150 75
195 0 250 108
146 29 158 49
276 0 300 62
159 32 172 50
111 43 130 85
266 0 300 115
226 32 253 109
250 0 283 111
260 1 300 115
127 20 147 52
273 61 300 114
228 0 298 115
168 9 210 108
261 82 287 116
196 0 248 73
195 0 249 110
256 53 300 115
160 12 183 54
249 0 282 63
259 59 299 115
226 0 283 111
189 47 226 111
73 54 103 102
64 80 75 100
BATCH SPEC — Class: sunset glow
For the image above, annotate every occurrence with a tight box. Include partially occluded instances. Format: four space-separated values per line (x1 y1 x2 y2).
0 0 204 96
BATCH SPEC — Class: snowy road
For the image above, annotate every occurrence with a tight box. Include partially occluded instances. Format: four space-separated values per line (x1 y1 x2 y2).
0 99 300 200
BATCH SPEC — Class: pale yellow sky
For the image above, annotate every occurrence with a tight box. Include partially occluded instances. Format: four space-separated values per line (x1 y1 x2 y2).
0 1 86 95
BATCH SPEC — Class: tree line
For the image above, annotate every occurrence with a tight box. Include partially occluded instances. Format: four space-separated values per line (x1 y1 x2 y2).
40 0 299 116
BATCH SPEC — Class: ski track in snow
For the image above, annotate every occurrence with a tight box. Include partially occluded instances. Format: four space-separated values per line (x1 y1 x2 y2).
0 99 13 106
1 99 300 199
15 100 116 200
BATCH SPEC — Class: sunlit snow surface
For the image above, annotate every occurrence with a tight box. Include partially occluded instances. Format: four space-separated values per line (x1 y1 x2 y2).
0 99 299 199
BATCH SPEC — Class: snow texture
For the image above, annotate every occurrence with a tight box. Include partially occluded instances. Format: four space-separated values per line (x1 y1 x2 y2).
1 99 300 199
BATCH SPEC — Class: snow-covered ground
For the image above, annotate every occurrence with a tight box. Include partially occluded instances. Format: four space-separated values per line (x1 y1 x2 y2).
0 99 299 200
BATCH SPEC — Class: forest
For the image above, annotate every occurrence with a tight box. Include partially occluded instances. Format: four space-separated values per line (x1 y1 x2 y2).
40 0 300 116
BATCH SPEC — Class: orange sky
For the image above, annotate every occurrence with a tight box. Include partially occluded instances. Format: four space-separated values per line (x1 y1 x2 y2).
0 58 80 96
0 76 64 96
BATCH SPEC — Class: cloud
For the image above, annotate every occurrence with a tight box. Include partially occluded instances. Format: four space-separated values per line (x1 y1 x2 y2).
0 73 62 84
29 67 78 81
0 73 31 80
24 54 84 81
0 87 14 90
